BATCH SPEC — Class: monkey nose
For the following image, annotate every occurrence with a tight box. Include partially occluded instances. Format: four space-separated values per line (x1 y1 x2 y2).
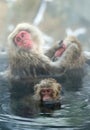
23 40 30 44
23 40 32 47
43 96 52 101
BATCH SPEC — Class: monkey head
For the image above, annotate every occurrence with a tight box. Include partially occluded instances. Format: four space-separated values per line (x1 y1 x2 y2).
54 36 82 58
34 78 62 103
14 30 32 48
8 23 44 53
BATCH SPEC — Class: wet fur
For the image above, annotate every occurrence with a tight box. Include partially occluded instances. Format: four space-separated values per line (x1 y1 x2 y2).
34 78 62 101
7 23 62 79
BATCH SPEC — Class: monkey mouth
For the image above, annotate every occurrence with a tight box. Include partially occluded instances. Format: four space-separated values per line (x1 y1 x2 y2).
23 39 32 48
54 43 66 57
43 96 53 102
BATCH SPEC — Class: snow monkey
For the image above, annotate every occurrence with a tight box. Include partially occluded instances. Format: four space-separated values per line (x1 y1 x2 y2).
34 78 62 102
46 36 86 70
34 78 62 111
10 78 62 117
7 23 63 80
7 23 64 116
46 36 86 90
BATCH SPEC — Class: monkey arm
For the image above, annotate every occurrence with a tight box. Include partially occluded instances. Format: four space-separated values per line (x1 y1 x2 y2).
45 41 61 59
45 47 56 59
56 43 80 70
45 46 58 59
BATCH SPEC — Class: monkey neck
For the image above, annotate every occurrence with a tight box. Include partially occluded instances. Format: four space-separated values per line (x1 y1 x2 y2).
32 45 43 54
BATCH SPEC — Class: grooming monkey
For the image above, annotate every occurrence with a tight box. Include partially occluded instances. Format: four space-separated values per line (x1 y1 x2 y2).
4 22 90 117
45 40 62 59
7 23 64 117
7 23 87 86
7 23 63 80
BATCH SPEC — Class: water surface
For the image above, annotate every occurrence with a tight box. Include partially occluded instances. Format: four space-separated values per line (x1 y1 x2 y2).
0 54 90 130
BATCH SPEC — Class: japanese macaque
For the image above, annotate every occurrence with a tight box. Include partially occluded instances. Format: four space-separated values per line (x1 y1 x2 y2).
47 36 86 70
55 36 85 68
46 36 86 90
33 78 62 109
7 23 62 80
7 23 63 117
45 40 63 59
10 78 62 117
57 36 86 89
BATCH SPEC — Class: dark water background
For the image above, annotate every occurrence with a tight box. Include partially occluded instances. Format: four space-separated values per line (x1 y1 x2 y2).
0 54 90 130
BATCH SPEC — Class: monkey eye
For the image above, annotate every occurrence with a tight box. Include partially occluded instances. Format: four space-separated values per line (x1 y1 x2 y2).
47 89 51 93
41 90 46 94
41 89 52 95
16 37 21 42
21 33 25 37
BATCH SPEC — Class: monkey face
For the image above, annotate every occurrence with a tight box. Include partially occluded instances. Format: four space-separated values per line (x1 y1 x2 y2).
34 78 62 110
34 78 61 103
40 88 54 101
54 36 79 58
14 31 33 48
8 23 45 53
54 40 66 57
39 87 61 110
40 84 61 103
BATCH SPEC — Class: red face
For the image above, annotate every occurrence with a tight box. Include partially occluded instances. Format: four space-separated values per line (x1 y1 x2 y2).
40 88 53 101
54 42 66 57
14 31 32 48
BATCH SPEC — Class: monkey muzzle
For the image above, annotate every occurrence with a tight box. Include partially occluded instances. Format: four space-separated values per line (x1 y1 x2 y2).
54 41 66 57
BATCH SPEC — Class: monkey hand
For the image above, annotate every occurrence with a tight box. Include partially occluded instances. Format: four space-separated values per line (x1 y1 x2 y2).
53 40 63 51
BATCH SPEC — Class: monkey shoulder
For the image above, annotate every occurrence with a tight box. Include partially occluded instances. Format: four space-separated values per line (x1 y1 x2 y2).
10 51 52 78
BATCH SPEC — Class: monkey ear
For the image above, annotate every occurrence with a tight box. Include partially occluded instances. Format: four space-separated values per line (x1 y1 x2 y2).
34 84 39 91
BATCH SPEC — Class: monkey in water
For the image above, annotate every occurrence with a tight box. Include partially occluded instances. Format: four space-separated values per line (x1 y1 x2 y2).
33 78 62 113
7 23 64 116
7 23 63 81
46 36 86 90
46 36 85 69
57 36 85 68
10 78 62 117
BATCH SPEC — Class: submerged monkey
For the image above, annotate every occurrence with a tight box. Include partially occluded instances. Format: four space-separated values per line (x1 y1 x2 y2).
34 78 62 113
10 78 62 117
7 23 87 117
